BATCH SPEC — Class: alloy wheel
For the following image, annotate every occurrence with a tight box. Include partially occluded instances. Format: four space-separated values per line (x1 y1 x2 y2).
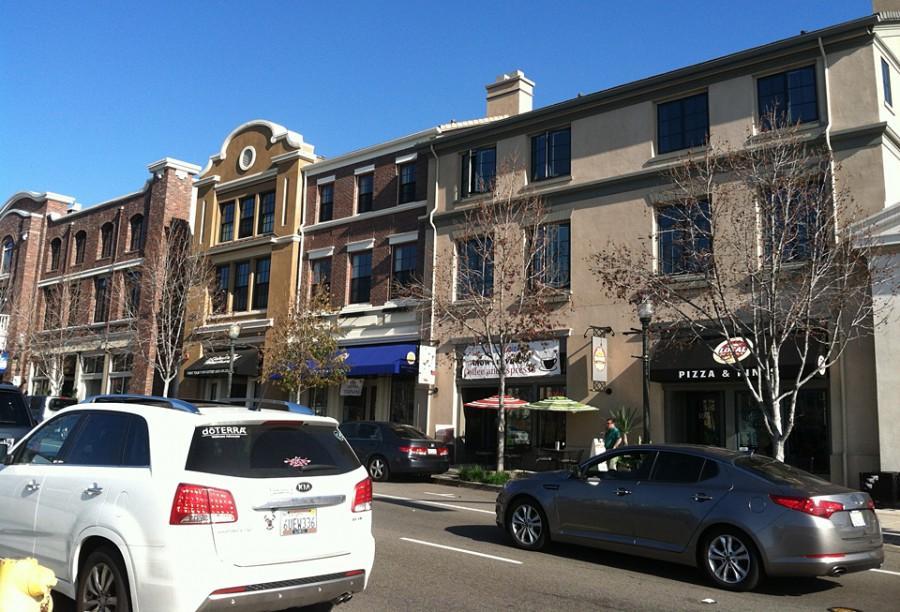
369 457 386 481
706 534 751 585
511 503 543 547
82 561 120 611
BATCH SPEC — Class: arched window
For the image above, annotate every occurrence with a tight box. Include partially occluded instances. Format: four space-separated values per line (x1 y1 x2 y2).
73 231 86 264
1 237 14 274
49 238 61 271
129 214 144 251
100 223 114 258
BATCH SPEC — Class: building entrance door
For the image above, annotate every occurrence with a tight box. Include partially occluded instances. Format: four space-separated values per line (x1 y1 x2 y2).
683 391 724 446
343 382 377 421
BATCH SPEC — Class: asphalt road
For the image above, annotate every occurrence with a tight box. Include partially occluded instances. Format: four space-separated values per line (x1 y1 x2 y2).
54 479 900 611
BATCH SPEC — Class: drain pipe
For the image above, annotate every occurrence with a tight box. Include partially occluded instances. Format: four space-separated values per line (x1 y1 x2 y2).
818 36 848 486
428 142 451 443
295 172 307 310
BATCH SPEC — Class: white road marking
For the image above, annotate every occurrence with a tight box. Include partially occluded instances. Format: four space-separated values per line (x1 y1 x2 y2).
424 491 457 498
375 493 495 515
400 537 522 565
871 568 900 577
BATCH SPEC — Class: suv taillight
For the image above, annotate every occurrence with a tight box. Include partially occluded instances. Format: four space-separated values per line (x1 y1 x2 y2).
770 494 844 519
170 483 238 525
352 477 372 513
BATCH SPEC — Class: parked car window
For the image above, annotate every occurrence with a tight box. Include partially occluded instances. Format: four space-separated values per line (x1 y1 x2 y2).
357 423 381 441
186 422 360 478
735 454 828 487
699 459 720 481
0 394 31 427
651 451 705 483
340 422 359 438
389 425 429 440
123 416 151 467
64 412 132 466
584 451 656 480
16 413 82 465
49 398 77 411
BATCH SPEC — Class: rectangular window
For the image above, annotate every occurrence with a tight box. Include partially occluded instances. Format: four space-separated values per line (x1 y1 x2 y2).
319 184 333 222
391 243 417 298
657 93 709 154
531 222 571 289
311 258 331 296
214 264 230 314
349 251 372 304
399 162 417 203
82 355 104 374
460 147 496 198
765 187 819 263
93 276 110 323
656 202 712 275
757 65 818 129
456 237 493 298
531 127 571 180
232 261 250 311
125 271 141 316
883 58 893 107
238 196 254 239
252 257 270 310
219 201 235 242
357 173 374 213
257 191 275 235
43 287 59 329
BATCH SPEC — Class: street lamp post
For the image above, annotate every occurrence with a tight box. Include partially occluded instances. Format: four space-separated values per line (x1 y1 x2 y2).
637 298 654 444
226 323 242 398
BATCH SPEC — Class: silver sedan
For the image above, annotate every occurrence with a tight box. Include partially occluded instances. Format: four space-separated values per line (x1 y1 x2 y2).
495 444 884 591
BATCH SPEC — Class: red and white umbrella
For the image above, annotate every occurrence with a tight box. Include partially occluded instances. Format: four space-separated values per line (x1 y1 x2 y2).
464 395 530 409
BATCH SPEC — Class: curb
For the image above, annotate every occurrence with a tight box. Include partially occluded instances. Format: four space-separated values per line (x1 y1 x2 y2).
430 475 504 493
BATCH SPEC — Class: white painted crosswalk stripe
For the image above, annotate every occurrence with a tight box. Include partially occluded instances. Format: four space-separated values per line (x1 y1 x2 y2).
400 537 522 565
375 493 495 515
871 568 900 577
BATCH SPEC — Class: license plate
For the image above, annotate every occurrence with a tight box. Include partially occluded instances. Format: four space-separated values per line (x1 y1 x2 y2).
280 509 317 535
850 510 866 527
427 448 437 455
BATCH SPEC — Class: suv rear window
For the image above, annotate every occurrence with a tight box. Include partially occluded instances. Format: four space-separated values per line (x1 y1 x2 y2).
186 422 360 478
735 454 828 487
0 393 32 427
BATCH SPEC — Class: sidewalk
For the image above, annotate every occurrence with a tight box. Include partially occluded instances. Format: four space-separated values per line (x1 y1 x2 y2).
877 508 900 545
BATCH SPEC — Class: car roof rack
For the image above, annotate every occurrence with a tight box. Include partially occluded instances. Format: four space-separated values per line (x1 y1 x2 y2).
81 394 201 414
223 397 315 415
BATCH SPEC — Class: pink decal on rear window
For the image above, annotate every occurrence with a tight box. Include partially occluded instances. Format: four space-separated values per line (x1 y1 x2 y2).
284 456 311 468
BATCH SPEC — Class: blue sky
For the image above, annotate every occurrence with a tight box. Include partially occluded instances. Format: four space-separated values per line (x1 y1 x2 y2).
0 0 872 206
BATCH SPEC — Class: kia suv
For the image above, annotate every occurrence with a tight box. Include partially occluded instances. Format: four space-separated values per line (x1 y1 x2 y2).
0 395 374 611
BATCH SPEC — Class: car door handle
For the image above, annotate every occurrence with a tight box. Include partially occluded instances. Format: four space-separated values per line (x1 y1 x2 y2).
614 488 632 496
24 479 40 493
84 483 104 496
692 493 713 502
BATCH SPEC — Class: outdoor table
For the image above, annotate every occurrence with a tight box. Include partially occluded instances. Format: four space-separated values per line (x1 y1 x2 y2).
537 447 584 470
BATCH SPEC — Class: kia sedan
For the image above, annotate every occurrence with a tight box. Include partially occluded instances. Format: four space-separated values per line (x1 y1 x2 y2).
340 421 449 482
496 444 883 591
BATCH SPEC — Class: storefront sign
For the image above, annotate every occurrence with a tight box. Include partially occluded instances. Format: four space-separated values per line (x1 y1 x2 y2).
418 345 436 386
590 337 608 385
711 338 753 365
461 340 561 380
340 379 364 396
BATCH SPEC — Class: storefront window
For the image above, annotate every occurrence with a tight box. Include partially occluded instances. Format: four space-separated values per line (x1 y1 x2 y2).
390 377 415 425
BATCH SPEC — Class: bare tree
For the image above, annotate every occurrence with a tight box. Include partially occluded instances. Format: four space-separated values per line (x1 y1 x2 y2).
130 220 214 397
590 116 893 461
410 160 567 471
261 289 350 403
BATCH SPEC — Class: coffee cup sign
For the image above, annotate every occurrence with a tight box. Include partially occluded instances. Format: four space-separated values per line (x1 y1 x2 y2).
711 337 753 365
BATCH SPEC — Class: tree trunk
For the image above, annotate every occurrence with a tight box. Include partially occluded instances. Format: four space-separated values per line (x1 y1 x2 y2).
772 436 786 462
162 378 170 398
497 373 506 473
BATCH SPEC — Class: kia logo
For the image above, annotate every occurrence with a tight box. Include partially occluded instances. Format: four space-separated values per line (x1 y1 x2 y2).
297 482 313 493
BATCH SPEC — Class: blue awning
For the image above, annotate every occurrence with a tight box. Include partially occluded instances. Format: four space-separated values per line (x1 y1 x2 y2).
344 343 418 376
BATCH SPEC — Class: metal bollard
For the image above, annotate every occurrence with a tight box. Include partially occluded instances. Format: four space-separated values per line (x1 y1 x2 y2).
0 558 57 612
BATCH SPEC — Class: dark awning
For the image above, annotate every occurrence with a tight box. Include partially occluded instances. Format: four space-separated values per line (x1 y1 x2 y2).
185 348 259 378
344 343 418 376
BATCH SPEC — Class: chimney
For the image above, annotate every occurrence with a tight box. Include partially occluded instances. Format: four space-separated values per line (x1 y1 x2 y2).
485 70 534 117
874 0 900 13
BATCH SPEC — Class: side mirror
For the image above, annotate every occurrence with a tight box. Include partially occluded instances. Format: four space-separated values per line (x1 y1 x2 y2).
569 463 582 479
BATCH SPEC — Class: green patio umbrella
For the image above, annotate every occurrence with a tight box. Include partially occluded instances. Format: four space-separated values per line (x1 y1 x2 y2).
524 396 599 413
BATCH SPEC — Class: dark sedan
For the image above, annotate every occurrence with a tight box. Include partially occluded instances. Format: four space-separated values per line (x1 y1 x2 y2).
340 421 449 482
496 444 883 591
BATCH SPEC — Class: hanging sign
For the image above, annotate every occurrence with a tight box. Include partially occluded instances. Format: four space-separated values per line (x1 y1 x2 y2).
418 345 436 386
461 340 561 380
340 379 364 396
591 337 608 385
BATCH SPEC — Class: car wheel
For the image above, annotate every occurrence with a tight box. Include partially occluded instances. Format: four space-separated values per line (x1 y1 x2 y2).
76 546 132 612
367 455 390 482
701 528 761 591
507 498 549 551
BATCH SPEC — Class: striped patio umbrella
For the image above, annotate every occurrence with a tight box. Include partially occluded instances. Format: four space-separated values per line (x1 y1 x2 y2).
524 396 599 413
464 395 530 409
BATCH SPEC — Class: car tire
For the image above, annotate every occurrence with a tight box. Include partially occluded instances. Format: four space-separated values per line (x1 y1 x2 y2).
506 498 549 551
700 528 762 592
367 455 390 482
76 546 132 612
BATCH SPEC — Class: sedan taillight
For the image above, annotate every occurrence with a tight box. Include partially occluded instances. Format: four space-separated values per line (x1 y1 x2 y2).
438 446 449 457
353 477 372 512
170 483 238 525
770 494 844 519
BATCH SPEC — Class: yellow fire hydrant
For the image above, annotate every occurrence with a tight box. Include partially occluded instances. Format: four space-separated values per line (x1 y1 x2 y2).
0 558 56 612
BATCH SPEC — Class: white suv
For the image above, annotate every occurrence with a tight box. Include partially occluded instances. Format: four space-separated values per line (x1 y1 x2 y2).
0 396 374 612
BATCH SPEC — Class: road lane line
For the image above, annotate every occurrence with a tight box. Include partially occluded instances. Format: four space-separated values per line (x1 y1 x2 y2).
375 493 495 515
424 491 457 498
871 568 900 577
400 537 522 565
